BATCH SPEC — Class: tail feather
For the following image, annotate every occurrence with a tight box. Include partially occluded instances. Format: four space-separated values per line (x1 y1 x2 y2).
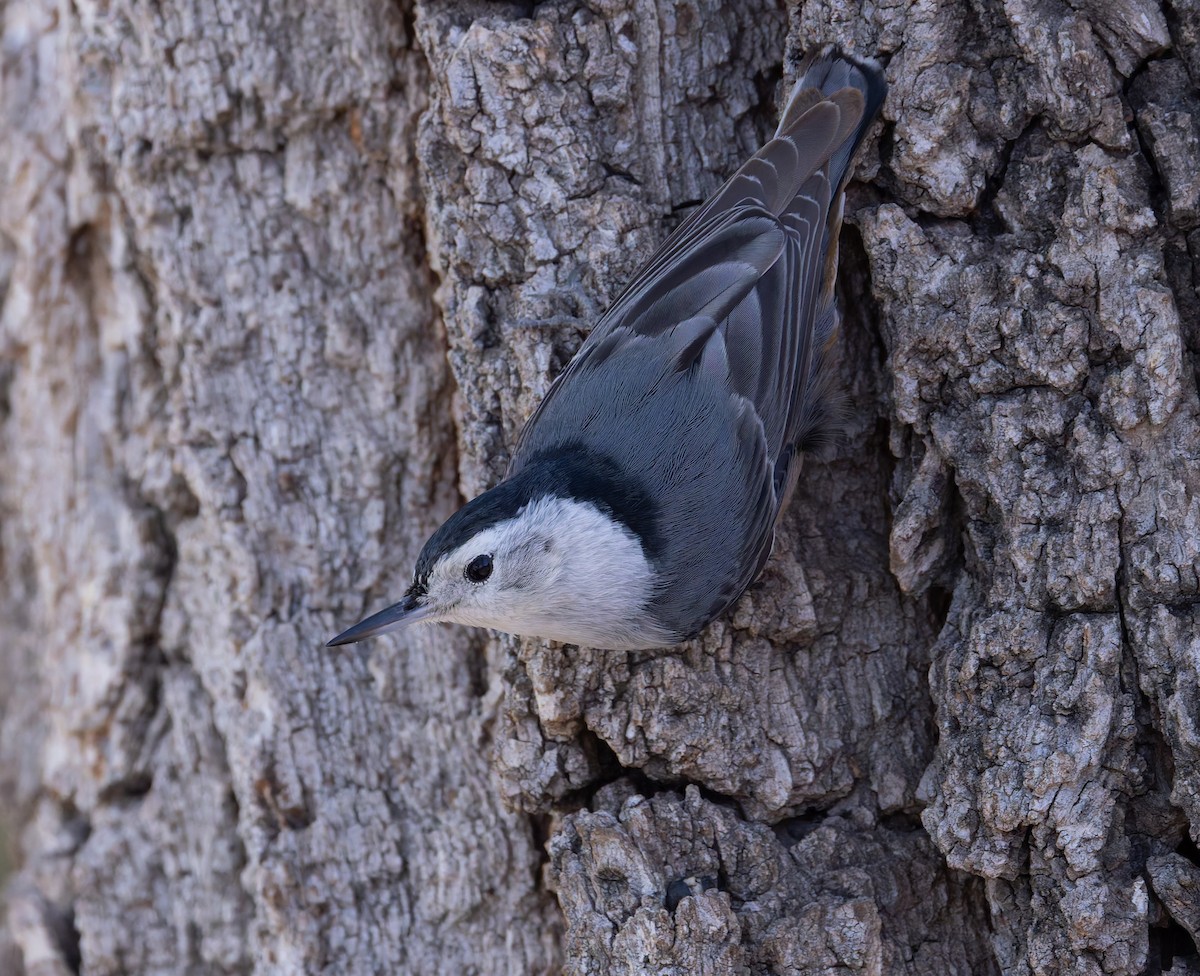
777 47 887 187
776 48 886 462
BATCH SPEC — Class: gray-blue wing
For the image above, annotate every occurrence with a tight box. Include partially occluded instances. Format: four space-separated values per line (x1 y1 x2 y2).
517 60 880 469
511 50 886 637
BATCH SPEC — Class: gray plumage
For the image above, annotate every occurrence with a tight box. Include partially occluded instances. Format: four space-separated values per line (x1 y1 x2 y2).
329 49 887 651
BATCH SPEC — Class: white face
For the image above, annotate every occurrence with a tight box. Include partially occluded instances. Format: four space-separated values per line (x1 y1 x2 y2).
416 496 674 650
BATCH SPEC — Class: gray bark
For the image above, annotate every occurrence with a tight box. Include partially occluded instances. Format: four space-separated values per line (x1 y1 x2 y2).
0 0 1196 974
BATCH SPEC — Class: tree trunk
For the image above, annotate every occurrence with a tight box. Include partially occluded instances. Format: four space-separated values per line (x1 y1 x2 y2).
1 0 1196 973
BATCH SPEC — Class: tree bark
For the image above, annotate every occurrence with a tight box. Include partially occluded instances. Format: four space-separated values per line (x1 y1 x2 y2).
1 0 1196 974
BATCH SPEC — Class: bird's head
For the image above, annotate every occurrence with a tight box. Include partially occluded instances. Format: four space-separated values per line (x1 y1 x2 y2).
327 484 669 650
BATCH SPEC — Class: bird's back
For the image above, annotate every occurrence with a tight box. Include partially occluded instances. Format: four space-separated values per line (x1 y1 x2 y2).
512 50 887 643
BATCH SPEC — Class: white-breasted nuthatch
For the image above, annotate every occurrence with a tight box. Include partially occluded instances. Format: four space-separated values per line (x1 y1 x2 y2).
329 49 886 651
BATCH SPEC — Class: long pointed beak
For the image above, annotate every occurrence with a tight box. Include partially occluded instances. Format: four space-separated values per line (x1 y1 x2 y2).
326 588 431 647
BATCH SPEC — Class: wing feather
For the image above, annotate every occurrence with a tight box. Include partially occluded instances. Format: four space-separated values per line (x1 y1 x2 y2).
510 49 887 635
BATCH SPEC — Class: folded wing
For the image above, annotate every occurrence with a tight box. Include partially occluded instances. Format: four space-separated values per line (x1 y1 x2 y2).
516 50 886 489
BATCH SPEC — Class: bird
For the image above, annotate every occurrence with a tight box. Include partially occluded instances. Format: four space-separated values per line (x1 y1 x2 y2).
329 48 887 651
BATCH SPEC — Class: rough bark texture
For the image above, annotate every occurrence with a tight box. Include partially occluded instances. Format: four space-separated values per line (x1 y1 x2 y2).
1 0 1197 974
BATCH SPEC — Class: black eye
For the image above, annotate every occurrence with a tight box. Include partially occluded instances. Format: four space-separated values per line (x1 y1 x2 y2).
465 554 493 583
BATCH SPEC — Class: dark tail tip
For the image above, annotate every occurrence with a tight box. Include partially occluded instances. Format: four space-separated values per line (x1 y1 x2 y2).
779 45 887 144
775 46 888 188
811 45 887 114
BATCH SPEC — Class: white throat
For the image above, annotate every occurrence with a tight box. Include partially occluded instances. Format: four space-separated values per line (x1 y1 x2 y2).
437 495 673 650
